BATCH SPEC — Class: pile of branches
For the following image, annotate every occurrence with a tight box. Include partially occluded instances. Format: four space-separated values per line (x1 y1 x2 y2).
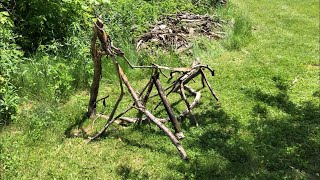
136 12 226 53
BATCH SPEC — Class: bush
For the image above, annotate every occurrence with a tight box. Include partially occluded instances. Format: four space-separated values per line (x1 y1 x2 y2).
0 10 21 126
0 78 19 126
1 0 92 53
17 42 92 102
192 0 227 9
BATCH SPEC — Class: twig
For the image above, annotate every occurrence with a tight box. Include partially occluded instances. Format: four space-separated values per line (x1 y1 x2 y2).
152 72 184 139
180 83 198 126
200 69 219 101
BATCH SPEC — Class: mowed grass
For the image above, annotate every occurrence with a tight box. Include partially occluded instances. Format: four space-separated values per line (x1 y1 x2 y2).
1 0 319 179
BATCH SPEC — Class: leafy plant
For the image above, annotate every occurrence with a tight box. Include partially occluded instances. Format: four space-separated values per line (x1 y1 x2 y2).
1 0 92 53
0 79 19 126
0 10 22 126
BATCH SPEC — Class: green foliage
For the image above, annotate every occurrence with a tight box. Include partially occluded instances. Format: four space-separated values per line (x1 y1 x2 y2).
0 79 19 126
2 0 92 53
98 0 196 41
0 10 22 126
192 0 226 9
17 40 92 102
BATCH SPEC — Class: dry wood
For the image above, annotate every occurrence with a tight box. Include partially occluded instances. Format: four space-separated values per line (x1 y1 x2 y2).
88 59 124 141
86 18 220 160
87 23 103 117
136 12 226 52
136 77 154 123
152 72 184 139
178 85 201 120
118 65 188 160
155 85 201 123
179 83 198 126
200 69 219 101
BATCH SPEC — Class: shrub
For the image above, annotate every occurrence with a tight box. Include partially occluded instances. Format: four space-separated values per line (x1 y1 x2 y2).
0 78 19 126
0 10 22 126
1 0 92 53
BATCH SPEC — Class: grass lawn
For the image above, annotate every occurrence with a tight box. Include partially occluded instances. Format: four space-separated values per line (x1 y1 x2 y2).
1 0 319 179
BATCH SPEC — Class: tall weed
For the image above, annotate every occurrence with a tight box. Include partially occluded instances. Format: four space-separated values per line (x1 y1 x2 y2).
17 40 92 102
221 6 253 50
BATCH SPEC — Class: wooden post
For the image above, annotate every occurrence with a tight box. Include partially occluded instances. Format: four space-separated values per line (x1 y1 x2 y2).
152 72 184 139
87 25 102 117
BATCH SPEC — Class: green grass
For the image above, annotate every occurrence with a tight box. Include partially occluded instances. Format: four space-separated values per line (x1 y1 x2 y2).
1 0 319 179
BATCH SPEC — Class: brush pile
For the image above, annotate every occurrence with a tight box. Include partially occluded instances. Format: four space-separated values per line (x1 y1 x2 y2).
136 12 226 53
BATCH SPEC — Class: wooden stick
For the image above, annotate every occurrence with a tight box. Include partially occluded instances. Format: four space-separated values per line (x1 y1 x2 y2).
122 55 192 73
180 83 198 126
112 77 153 122
152 72 184 139
137 77 154 123
200 69 219 101
137 107 188 160
156 85 201 123
118 66 187 160
119 117 138 123
178 85 201 120
171 69 201 92
87 25 103 117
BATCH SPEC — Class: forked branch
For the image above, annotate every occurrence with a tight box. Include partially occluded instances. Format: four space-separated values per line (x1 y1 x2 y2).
86 17 219 160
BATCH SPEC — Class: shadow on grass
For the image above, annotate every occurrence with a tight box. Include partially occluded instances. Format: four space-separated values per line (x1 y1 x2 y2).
172 103 256 179
116 164 150 180
64 112 90 138
243 77 320 178
63 77 319 179
110 124 180 158
171 77 319 179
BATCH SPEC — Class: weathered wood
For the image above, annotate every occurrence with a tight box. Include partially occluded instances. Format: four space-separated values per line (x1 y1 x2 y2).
138 107 188 160
118 66 187 160
171 68 201 93
179 85 201 120
152 72 184 139
87 24 103 117
86 18 220 160
136 12 226 51
180 83 198 126
137 78 154 123
119 117 138 123
200 69 219 101
156 85 201 123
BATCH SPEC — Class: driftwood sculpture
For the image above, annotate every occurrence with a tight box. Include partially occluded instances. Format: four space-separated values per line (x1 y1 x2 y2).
87 17 219 160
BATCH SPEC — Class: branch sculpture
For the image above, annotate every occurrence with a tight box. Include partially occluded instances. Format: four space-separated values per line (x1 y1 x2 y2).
86 17 219 160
